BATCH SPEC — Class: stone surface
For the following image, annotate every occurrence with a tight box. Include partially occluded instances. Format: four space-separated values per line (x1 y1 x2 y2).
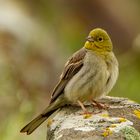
46 96 140 140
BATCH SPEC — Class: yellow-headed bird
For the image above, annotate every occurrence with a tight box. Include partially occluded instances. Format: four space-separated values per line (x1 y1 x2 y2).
20 28 119 135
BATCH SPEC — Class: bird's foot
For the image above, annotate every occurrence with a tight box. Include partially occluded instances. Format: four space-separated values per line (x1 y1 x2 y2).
77 100 93 118
80 111 93 119
79 110 93 115
91 100 109 110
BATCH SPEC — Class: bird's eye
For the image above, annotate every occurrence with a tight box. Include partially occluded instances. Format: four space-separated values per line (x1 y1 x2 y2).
97 37 103 42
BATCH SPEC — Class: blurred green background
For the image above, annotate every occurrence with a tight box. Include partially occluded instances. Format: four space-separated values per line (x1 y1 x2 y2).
0 0 140 140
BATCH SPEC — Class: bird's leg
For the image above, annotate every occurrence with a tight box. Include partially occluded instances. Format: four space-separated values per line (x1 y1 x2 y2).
91 99 109 110
77 100 92 115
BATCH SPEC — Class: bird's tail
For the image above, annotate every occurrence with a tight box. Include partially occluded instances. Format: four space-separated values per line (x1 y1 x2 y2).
20 114 48 135
20 95 65 135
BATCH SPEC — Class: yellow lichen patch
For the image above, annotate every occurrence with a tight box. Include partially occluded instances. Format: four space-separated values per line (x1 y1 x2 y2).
47 118 54 127
133 110 140 119
101 113 109 118
119 118 127 123
102 127 112 137
110 124 117 128
83 113 92 119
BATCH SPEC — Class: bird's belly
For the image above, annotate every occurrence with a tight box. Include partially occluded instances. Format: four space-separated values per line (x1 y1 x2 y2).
64 65 108 103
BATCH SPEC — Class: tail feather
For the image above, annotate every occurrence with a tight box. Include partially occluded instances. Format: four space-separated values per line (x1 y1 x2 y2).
20 94 66 135
20 114 47 135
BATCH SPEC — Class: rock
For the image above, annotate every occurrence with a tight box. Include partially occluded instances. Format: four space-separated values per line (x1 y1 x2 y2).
46 96 140 140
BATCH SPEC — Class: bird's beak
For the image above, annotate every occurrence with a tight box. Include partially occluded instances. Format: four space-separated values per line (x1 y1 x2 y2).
86 36 94 42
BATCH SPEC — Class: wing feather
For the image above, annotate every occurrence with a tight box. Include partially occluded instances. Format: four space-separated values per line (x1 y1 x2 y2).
50 48 87 103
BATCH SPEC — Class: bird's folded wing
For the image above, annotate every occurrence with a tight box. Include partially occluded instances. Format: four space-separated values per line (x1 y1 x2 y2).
50 48 87 103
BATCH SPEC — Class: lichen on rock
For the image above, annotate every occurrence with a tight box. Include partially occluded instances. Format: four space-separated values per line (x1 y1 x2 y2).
46 96 140 140
121 126 140 140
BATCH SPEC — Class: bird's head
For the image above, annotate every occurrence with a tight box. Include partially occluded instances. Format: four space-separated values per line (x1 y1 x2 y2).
84 28 113 52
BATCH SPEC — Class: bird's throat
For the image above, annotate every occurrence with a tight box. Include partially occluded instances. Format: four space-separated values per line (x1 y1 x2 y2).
84 41 111 59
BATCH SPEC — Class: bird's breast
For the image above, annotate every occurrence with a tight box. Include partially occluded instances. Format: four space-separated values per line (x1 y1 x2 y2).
64 51 110 103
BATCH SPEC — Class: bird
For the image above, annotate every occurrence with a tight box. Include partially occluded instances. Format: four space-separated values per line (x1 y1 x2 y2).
20 28 119 135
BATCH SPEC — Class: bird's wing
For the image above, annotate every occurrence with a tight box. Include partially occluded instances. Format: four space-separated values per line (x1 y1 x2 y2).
50 48 87 103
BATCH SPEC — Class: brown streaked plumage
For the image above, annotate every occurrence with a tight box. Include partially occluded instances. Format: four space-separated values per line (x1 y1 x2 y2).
50 48 87 103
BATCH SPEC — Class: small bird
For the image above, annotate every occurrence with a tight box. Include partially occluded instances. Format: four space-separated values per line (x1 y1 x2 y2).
20 28 119 135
